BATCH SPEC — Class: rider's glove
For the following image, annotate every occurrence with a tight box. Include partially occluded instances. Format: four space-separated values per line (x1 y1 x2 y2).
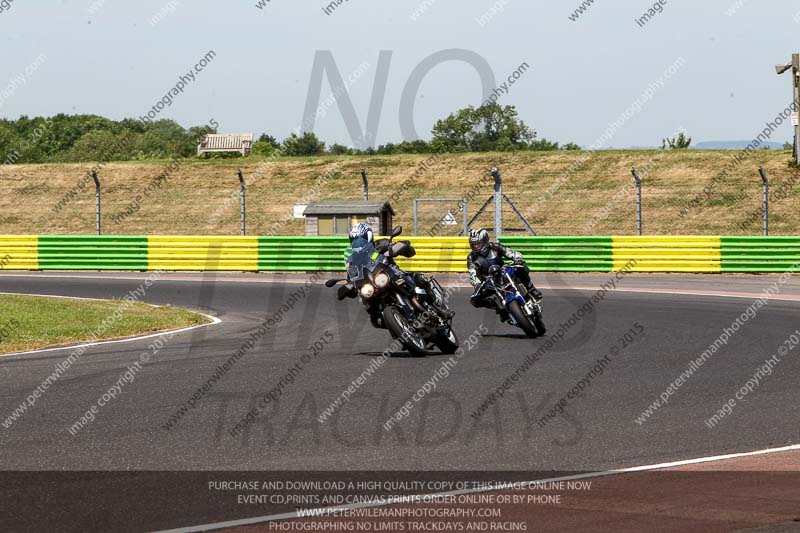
337 284 356 300
468 268 481 287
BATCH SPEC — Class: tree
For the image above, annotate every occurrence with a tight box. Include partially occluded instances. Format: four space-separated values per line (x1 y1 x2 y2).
528 138 560 151
328 143 352 155
58 130 132 162
662 131 692 149
281 132 325 156
0 114 228 163
252 141 278 156
431 103 535 152
258 133 280 148
376 143 397 155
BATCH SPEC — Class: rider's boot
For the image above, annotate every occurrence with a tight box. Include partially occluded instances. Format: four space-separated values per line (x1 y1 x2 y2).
414 273 455 320
527 282 543 301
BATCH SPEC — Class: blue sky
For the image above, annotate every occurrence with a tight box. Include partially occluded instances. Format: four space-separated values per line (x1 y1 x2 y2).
2 0 799 148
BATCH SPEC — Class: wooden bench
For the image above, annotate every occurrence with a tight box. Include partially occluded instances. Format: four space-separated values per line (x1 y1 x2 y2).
197 133 254 157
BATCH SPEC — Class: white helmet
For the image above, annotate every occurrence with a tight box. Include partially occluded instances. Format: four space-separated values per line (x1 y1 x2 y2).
349 222 374 244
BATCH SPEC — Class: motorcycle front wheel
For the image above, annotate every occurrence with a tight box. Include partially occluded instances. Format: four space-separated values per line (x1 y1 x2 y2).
532 307 546 335
382 305 427 357
507 300 539 338
433 326 459 354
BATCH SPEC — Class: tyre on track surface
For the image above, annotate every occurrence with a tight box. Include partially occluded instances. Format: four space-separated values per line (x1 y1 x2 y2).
533 312 546 335
507 300 539 338
382 305 427 357
433 326 459 354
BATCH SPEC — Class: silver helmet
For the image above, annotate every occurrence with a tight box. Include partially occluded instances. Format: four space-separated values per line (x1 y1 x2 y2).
469 228 490 255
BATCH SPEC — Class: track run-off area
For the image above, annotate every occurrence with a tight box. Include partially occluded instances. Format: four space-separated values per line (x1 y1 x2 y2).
1 271 799 531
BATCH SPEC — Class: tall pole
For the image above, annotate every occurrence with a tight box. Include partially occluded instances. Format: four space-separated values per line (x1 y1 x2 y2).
92 170 101 235
237 169 246 236
793 53 800 163
758 167 769 237
631 168 643 236
491 167 502 238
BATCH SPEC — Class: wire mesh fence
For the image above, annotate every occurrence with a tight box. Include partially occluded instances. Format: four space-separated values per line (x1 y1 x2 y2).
0 154 797 236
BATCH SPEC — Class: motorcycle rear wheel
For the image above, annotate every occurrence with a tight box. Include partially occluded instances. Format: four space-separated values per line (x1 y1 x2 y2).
382 305 427 357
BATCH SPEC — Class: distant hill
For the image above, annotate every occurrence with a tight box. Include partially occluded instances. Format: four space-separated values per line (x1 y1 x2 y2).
692 140 786 150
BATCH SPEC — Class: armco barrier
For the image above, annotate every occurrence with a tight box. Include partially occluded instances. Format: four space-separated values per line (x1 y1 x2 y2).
0 235 798 273
500 236 613 272
0 236 38 270
149 236 259 271
721 236 800 273
612 236 721 273
38 235 148 270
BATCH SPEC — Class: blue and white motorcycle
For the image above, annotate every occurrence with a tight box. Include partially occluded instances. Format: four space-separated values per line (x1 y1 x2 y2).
479 263 546 338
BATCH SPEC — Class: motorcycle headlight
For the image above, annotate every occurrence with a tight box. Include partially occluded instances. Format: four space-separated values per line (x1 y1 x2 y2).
374 272 390 288
360 283 375 298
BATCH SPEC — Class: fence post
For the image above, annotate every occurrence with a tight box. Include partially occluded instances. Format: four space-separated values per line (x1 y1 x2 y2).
413 199 418 236
361 169 369 201
92 170 101 235
491 167 502 238
462 198 468 237
759 167 769 236
237 169 246 236
631 168 642 236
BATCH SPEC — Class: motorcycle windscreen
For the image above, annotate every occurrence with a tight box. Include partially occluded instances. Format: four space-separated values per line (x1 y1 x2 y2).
346 238 379 285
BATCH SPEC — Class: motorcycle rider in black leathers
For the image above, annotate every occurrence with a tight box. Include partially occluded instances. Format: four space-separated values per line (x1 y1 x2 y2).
339 223 454 325
467 228 542 319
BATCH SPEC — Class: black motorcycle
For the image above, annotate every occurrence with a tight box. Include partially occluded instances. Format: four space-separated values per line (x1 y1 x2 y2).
326 227 458 357
479 263 546 338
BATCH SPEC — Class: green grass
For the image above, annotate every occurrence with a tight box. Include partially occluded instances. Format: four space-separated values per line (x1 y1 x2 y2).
0 294 210 354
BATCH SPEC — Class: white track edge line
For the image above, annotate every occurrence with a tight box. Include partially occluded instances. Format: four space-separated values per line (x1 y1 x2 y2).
0 292 221 358
153 443 800 533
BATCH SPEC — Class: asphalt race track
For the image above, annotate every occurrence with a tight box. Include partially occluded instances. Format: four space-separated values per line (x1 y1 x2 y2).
1 271 799 531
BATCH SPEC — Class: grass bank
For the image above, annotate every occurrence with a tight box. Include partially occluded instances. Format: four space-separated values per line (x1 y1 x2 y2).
0 294 209 354
0 150 798 235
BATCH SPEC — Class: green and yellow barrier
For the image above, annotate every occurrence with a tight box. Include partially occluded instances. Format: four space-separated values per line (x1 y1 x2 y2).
0 236 38 270
149 236 259 271
0 235 797 273
500 236 613 272
720 236 800 273
38 235 148 270
612 236 721 273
